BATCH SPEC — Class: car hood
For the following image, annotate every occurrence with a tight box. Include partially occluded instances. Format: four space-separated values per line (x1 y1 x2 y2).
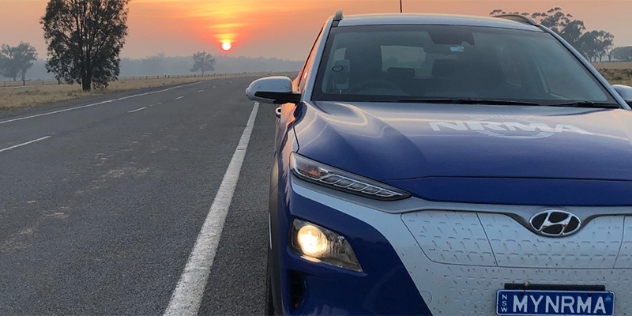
294 101 632 183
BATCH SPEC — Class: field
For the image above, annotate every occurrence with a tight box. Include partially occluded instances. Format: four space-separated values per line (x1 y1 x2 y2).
593 61 632 86
0 73 290 110
592 61 632 70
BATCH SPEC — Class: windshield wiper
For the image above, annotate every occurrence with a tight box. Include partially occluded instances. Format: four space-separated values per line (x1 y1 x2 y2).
393 98 541 106
545 101 620 108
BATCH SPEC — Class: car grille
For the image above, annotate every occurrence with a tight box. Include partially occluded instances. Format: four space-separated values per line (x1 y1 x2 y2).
400 211 632 314
401 211 628 268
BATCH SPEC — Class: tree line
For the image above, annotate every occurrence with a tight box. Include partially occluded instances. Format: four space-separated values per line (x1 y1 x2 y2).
490 7 632 62
0 54 302 81
119 54 302 77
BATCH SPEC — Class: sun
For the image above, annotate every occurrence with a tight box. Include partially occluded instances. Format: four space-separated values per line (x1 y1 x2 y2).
221 41 232 51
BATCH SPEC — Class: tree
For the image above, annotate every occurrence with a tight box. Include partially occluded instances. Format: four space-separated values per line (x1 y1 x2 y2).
594 31 614 62
606 46 616 62
611 46 632 61
531 7 574 33
491 8 582 45
41 0 130 91
559 20 586 50
0 42 37 85
140 53 166 76
575 30 614 62
0 49 17 81
489 9 530 17
579 31 599 62
190 52 215 75
489 7 615 61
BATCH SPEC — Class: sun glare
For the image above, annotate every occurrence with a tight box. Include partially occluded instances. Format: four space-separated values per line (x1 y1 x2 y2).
222 41 232 51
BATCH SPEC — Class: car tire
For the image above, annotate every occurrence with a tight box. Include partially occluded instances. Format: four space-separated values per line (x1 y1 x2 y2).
264 250 276 316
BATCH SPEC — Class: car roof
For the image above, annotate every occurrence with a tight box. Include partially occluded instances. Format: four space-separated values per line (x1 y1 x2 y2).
336 13 542 32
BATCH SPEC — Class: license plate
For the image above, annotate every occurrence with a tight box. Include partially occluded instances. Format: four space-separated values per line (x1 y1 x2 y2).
496 290 614 315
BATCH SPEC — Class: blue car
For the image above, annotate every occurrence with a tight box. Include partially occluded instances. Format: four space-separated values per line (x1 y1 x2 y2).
246 10 632 316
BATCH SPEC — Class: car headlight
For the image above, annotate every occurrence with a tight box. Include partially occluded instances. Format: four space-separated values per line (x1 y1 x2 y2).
291 219 362 272
290 152 410 201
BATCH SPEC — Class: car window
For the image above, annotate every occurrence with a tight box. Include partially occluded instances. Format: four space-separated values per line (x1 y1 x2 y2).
313 25 615 105
495 42 526 87
381 46 426 74
532 40 606 100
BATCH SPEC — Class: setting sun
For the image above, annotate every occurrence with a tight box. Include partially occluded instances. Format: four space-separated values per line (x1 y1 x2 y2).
222 41 232 51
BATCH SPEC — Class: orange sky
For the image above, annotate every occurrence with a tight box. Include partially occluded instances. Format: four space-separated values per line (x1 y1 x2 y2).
1 0 631 61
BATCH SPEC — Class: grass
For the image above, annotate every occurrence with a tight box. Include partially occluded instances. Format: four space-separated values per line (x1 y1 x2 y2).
0 72 292 110
593 61 632 86
592 61 632 69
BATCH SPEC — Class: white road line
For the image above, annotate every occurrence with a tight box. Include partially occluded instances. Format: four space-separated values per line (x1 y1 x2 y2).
0 136 51 154
128 107 147 113
0 82 201 125
175 96 184 100
149 104 155 107
164 102 259 316
197 90 204 93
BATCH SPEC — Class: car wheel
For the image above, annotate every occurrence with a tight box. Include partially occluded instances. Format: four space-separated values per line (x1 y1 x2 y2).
264 251 276 316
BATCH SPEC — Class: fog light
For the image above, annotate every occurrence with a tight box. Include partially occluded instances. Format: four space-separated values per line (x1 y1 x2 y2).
291 219 362 272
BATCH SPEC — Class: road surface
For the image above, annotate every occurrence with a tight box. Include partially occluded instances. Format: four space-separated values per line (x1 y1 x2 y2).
0 76 274 315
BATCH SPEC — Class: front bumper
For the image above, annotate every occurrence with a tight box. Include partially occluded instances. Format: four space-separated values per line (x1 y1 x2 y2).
276 177 632 315
276 179 431 315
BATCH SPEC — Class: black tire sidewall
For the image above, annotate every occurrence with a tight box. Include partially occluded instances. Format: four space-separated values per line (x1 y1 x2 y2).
264 248 276 316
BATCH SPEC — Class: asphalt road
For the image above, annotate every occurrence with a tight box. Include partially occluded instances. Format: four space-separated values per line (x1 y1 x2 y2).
0 76 275 315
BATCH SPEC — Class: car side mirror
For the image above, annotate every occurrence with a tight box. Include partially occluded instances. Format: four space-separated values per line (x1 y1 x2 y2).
245 76 301 104
612 84 632 106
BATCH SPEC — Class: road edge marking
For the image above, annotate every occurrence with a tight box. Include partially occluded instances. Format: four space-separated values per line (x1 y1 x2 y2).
0 136 51 153
163 102 260 316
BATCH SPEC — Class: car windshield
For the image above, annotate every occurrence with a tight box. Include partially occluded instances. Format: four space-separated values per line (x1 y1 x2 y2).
312 24 617 106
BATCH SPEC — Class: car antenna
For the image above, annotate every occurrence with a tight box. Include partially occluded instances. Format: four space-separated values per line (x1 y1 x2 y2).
399 0 403 13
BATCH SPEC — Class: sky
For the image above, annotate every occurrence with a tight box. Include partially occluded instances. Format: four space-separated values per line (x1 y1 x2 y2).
1 0 631 61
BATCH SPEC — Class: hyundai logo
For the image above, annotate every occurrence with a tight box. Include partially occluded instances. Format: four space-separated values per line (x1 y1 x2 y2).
529 210 581 237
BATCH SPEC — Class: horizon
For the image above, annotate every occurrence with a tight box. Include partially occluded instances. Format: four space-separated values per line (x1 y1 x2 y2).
23 53 306 63
1 0 631 62
0 52 305 81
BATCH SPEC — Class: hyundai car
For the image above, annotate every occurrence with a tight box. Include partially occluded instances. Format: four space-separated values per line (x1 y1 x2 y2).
246 10 632 315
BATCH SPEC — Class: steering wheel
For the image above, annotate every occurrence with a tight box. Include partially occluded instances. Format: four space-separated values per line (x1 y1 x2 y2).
346 79 404 95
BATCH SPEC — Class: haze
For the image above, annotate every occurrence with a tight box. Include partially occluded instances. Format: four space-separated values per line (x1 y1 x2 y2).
1 0 631 62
